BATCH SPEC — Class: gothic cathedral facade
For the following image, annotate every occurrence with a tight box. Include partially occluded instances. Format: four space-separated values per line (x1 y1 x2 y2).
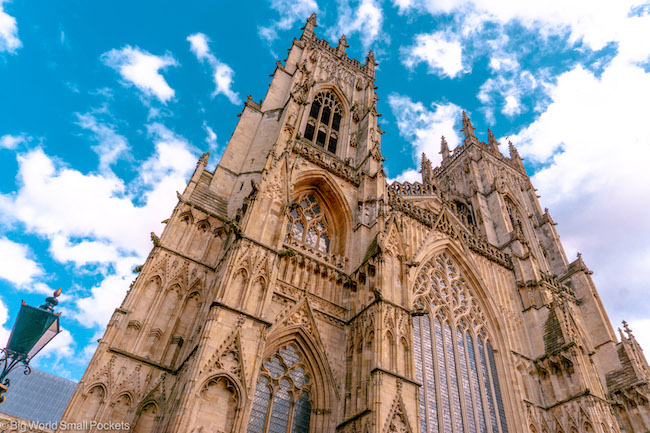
59 14 650 433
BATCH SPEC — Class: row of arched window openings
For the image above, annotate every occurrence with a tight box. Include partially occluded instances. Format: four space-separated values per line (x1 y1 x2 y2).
304 91 342 154
413 314 508 433
247 344 312 433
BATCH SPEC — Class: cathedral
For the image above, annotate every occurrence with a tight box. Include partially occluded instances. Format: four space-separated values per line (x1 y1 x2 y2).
59 14 650 433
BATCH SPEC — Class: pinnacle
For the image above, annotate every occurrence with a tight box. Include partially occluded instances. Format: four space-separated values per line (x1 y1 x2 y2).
508 140 520 159
440 135 450 159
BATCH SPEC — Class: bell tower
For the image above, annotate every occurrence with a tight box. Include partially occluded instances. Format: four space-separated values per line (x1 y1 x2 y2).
59 13 400 433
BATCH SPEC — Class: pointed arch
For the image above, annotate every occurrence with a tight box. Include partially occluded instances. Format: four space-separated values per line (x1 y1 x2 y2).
503 193 525 233
262 326 338 411
290 170 352 257
163 289 202 366
383 393 414 433
227 267 249 307
106 391 133 422
411 240 513 433
412 239 508 345
385 330 396 371
246 326 335 433
191 374 240 433
245 276 267 316
399 336 411 378
303 88 345 154
132 401 158 433
78 383 106 423
310 84 350 113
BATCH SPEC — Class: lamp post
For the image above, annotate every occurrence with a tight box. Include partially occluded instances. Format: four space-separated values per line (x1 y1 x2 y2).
0 289 62 404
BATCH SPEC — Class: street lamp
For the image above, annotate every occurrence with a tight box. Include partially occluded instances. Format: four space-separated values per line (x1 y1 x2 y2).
0 289 62 404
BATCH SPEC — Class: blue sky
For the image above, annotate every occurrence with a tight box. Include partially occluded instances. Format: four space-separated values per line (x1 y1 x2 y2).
1 0 649 381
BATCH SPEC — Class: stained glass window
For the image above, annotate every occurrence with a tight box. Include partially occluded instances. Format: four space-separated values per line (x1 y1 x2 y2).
285 193 331 253
246 344 312 433
304 91 342 154
412 252 509 433
458 328 476 433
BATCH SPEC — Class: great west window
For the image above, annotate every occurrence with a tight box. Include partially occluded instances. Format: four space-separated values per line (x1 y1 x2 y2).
304 91 342 154
412 252 509 433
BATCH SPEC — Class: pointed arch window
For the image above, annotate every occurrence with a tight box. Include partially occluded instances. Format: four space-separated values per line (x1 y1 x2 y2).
247 344 312 433
504 197 521 233
285 193 331 253
412 252 509 433
304 91 342 154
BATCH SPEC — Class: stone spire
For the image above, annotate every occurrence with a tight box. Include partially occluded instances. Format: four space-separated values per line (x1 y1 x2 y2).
301 13 318 40
336 34 349 56
461 111 478 146
439 135 450 160
487 129 500 154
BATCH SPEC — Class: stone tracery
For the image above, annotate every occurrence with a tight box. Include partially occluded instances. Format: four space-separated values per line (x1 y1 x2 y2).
247 344 312 433
412 252 508 433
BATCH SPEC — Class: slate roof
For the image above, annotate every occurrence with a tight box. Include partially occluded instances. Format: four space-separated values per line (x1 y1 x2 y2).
0 367 77 424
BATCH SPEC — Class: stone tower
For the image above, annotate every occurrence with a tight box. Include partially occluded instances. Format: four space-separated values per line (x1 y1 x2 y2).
59 14 650 433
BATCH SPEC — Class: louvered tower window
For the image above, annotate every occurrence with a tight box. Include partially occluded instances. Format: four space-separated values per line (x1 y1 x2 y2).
304 91 342 154
412 252 509 433
247 344 312 433
285 193 331 253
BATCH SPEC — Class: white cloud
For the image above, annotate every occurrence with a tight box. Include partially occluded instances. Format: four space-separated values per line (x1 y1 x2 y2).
0 123 199 331
0 0 20 53
101 46 178 103
258 0 318 44
187 33 240 105
203 121 218 151
392 0 650 58
402 32 464 78
509 57 650 331
49 235 121 267
387 168 421 184
76 113 130 173
0 133 26 149
0 237 42 286
478 71 542 119
0 297 12 348
36 328 74 360
329 0 384 50
388 93 463 169
75 258 139 328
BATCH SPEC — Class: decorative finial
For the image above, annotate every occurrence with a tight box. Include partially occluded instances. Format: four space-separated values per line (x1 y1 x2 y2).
487 129 500 153
301 13 318 39
439 135 450 159
460 111 477 145
198 152 210 167
307 12 317 27
336 34 349 55
39 288 62 312
420 153 433 185
623 320 633 337
508 140 520 159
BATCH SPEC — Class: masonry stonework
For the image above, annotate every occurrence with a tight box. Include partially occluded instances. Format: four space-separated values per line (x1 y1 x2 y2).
58 14 650 433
